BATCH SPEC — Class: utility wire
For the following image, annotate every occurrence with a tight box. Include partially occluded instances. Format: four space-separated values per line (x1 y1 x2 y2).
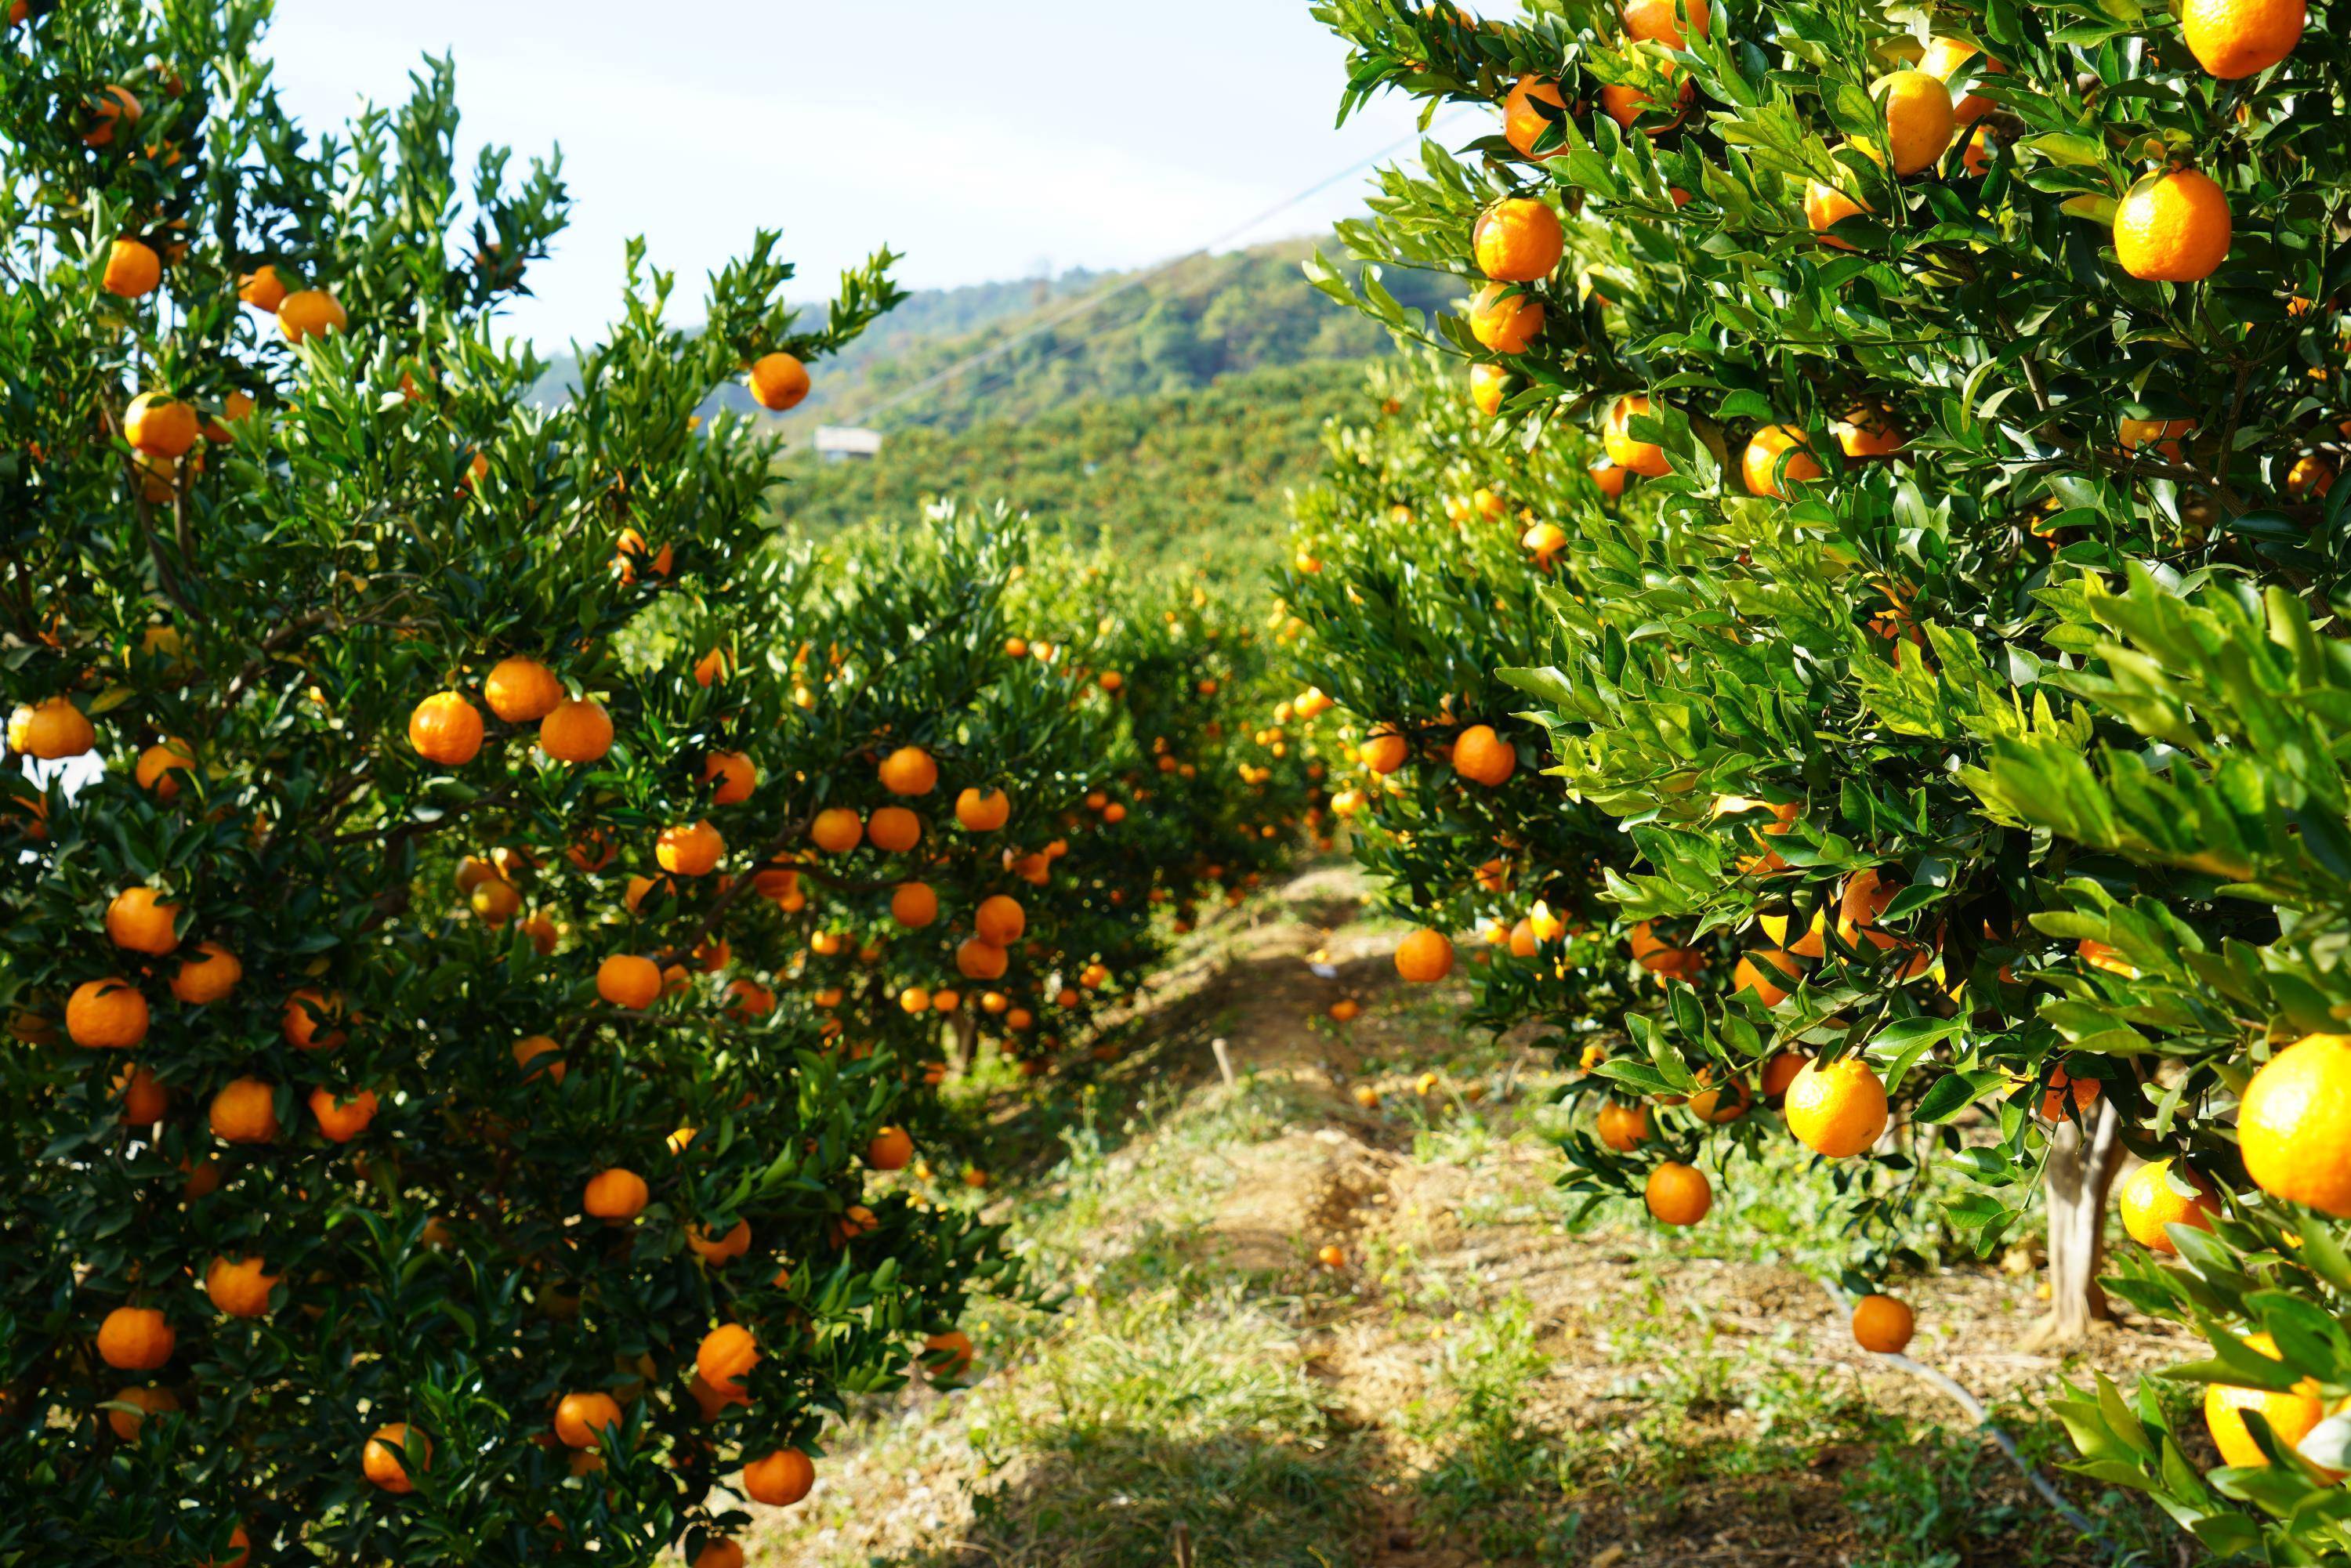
836 108 1479 432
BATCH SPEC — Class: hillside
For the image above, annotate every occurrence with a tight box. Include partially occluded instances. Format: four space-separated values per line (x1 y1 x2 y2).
773 360 1367 582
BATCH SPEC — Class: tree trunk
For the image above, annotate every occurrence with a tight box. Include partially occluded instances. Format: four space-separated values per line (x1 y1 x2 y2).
2029 1096 2123 1347
951 1011 979 1073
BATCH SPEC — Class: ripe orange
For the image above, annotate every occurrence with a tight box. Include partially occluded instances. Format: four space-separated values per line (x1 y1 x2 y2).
1588 459 1629 498
890 881 939 929
748 352 811 411
2204 1333 2331 1470
364 1423 428 1493
553 1391 623 1450
1604 395 1672 477
725 978 775 1019
82 85 140 148
135 737 196 798
1687 1071 1752 1124
1473 199 1565 284
209 1077 281 1144
868 805 922 852
697 1323 759 1396
957 937 1009 980
656 820 724 877
281 987 346 1051
1866 71 1955 176
67 978 149 1048
1452 723 1516 786
538 697 613 763
955 787 1011 831
1470 362 1511 417
277 288 346 342
9 696 96 758
1851 1293 1914 1354
1646 1161 1712 1225
1596 1101 1650 1151
976 893 1027 946
1731 948 1802 1007
1740 425 1823 498
2237 1034 2351 1216
868 1126 915 1170
2114 169 2232 283
1834 405 1905 456
1784 1056 1889 1156
1360 729 1410 774
205 1255 279 1318
1803 180 1871 249
1467 283 1544 354
584 1167 650 1222
483 656 563 722
878 744 939 796
2182 0 2304 78
687 1218 752 1262
408 692 484 766
103 237 161 299
1600 77 1693 135
742 1446 816 1506
1394 928 1456 983
310 1085 378 1143
104 886 182 955
1760 1050 1807 1100
1623 0 1708 46
1503 74 1569 161
597 954 662 1010
125 393 199 459
116 1065 169 1124
97 1306 175 1370
237 266 288 313
107 1384 179 1443
923 1330 975 1379
2118 1157 2221 1252
1918 35 2006 124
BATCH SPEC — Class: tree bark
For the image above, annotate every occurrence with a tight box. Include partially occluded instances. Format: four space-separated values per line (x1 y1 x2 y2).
2029 1096 2123 1346
951 1011 979 1073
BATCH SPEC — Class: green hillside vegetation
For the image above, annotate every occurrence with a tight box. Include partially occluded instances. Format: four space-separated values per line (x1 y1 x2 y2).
777 360 1369 582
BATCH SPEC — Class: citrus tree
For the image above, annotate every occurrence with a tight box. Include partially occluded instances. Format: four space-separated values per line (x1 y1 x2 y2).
1294 0 2351 1551
0 2 1259 1561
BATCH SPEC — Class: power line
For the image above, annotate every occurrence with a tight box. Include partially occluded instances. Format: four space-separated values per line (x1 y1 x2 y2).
839 109 1479 431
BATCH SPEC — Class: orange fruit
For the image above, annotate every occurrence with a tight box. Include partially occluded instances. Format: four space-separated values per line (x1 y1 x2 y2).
1687 1071 1752 1124
697 1324 759 1396
976 894 1027 945
1452 723 1516 786
583 1168 649 1222
742 1446 816 1506
2114 169 2232 283
1918 36 2006 125
107 1384 179 1443
2118 1157 2221 1252
956 938 1009 980
1503 75 1569 160
597 954 662 1010
748 352 811 411
105 886 182 955
1600 76 1693 135
1360 730 1410 774
1596 1101 1650 1151
2182 0 2304 78
9 696 95 759
281 987 346 1051
1851 1293 1914 1354
237 266 288 313
2287 454 2335 499
1834 405 1905 456
208 1077 280 1144
1732 949 1802 1007
1646 1161 1712 1225
656 820 724 877
82 85 140 147
1865 71 1955 176
205 1255 279 1318
1623 0 1708 46
694 1537 747 1567
1394 928 1455 983
125 393 198 459
2238 1034 2351 1216
67 978 149 1048
867 805 921 853
553 1391 623 1450
364 1423 428 1493
135 737 197 798
890 882 939 929
687 1218 752 1262
116 1065 169 1124
922 1330 975 1379
1470 362 1511 417
868 1126 915 1170
310 1086 377 1143
97 1306 174 1370
725 979 775 1020
1740 425 1823 498
1473 199 1565 283
1803 180 1871 249
1604 395 1672 477
483 656 563 722
1761 1051 1807 1099
538 697 613 763
878 745 938 796
1588 459 1629 498
1467 283 1544 354
2204 1333 2333 1470
277 288 346 342
1784 1056 1889 1156
103 237 161 299
408 692 484 766
955 787 1010 831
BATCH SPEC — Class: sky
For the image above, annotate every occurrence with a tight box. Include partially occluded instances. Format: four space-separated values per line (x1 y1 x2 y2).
263 0 1454 350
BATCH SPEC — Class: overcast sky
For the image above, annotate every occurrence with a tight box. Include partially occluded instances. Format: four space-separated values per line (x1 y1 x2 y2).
263 0 1453 349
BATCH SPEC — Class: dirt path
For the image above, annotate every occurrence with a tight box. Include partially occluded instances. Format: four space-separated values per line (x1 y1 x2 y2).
741 867 2206 1568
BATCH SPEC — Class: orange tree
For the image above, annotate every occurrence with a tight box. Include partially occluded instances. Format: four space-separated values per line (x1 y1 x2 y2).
1298 0 2351 1549
0 4 1312 1563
